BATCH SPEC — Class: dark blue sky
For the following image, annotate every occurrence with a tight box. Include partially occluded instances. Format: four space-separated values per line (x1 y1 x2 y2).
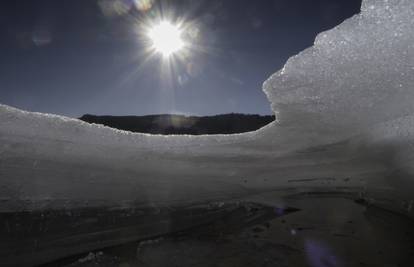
0 0 361 117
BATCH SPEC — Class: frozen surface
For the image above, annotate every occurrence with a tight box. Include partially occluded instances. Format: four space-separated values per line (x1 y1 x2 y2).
264 0 414 132
0 0 414 217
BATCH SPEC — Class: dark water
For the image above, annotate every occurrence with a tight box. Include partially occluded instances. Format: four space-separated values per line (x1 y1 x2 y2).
3 192 414 267
2 201 288 267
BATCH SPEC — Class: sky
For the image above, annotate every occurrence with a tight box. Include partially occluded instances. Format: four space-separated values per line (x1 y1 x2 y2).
0 0 362 118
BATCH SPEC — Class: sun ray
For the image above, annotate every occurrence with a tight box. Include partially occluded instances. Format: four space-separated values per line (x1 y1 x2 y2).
147 21 185 57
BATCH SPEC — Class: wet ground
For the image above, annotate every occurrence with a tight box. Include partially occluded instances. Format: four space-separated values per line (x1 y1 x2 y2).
47 191 414 267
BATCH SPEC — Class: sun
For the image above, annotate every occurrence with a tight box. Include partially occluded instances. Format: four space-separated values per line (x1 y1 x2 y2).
148 21 185 57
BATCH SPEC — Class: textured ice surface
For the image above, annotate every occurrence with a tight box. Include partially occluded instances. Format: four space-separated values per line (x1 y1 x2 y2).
0 0 413 216
264 0 414 132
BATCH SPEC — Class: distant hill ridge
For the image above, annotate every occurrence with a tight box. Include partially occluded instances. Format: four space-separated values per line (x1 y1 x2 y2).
79 113 275 135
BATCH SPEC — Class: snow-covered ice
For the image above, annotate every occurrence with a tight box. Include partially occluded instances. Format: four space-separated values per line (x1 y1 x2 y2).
0 0 413 219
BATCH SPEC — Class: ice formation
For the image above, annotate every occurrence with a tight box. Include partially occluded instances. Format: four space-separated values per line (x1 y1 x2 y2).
0 0 413 219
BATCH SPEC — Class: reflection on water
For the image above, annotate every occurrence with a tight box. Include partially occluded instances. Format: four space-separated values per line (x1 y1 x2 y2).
34 193 414 267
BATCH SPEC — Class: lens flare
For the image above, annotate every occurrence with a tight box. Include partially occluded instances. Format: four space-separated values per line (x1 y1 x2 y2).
148 21 185 57
134 0 154 11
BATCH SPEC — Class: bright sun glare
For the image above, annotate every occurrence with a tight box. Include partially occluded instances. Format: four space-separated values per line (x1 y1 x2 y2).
148 21 184 57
